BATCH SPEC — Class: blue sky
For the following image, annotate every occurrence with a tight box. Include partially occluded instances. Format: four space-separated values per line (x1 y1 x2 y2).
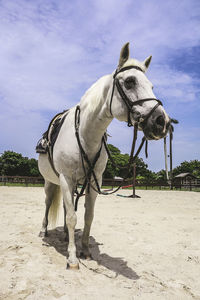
0 0 200 172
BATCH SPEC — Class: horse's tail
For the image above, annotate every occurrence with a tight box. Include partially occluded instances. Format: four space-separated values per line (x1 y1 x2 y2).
48 185 62 228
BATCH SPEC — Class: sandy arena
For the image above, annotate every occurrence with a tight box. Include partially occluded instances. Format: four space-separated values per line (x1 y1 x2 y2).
0 186 200 300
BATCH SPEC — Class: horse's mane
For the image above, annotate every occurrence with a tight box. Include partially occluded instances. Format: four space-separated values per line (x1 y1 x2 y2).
79 58 146 116
80 74 111 115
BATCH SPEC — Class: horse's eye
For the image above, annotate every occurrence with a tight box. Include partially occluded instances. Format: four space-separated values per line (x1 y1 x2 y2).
124 76 136 89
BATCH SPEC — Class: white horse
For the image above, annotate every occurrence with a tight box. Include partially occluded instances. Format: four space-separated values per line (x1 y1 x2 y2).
38 43 170 269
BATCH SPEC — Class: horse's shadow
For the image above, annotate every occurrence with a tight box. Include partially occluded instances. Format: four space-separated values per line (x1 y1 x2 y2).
42 227 139 280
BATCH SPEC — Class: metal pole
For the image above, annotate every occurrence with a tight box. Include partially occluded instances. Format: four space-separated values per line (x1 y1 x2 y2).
127 163 140 198
164 137 169 181
169 132 173 190
132 163 136 197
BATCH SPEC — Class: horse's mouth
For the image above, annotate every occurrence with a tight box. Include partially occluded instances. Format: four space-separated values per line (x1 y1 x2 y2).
141 123 169 141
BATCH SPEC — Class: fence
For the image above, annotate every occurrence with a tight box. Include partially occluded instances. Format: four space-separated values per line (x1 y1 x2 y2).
0 176 199 191
0 176 44 186
102 178 200 191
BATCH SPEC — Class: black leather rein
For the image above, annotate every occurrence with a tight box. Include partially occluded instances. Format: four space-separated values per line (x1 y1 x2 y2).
74 65 165 210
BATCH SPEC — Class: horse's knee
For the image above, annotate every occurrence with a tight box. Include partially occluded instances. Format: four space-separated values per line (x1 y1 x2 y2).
66 212 77 228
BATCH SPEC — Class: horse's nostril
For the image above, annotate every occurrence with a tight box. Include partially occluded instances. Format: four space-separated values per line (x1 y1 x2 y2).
156 115 165 127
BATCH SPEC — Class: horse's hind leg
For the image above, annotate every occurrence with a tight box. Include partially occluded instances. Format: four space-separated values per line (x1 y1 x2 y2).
39 180 59 237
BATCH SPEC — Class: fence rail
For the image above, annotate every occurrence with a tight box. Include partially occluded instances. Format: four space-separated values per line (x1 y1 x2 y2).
0 175 44 186
102 178 200 191
0 176 199 191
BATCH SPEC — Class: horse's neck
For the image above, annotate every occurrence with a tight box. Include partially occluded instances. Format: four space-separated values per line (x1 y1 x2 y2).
79 75 113 153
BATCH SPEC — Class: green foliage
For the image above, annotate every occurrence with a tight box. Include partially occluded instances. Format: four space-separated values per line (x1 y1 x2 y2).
156 169 168 181
1 147 199 184
172 160 200 178
156 160 200 182
103 144 153 180
28 158 40 176
0 151 40 177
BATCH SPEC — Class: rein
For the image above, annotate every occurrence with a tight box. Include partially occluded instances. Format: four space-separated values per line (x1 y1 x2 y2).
74 105 147 211
45 65 178 211
74 65 168 211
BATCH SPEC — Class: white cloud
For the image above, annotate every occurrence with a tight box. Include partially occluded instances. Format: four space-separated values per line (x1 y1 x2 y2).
0 0 200 170
148 64 200 111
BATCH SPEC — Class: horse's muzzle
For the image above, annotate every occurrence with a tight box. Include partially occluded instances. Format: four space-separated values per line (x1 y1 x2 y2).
141 112 170 140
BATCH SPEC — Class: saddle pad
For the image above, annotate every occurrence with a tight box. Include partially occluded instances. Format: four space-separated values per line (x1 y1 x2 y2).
36 110 69 154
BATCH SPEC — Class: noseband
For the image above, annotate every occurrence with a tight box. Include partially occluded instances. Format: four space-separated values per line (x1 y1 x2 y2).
109 65 163 127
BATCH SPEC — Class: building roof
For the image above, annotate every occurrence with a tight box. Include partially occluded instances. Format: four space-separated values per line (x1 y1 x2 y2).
114 176 123 180
175 173 196 178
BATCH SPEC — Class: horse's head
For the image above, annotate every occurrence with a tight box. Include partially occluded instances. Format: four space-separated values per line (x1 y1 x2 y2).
110 43 171 140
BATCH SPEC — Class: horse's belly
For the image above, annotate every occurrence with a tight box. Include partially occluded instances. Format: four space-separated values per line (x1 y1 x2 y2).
38 154 60 185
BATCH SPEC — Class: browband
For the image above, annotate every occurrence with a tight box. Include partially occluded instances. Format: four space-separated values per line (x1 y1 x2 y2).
114 65 144 78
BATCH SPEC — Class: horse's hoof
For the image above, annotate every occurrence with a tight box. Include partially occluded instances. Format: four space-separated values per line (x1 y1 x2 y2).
66 263 79 270
38 231 47 238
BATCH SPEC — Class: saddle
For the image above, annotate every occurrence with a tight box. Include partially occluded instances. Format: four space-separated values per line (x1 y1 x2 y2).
36 109 69 154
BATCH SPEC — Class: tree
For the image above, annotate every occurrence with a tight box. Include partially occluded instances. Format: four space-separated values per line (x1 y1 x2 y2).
103 144 151 180
0 151 23 176
156 169 168 182
156 160 200 181
172 160 200 178
28 158 40 176
0 151 40 176
103 144 121 178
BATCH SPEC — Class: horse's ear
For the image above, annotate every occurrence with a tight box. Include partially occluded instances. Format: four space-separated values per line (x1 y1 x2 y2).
143 55 152 70
118 42 130 68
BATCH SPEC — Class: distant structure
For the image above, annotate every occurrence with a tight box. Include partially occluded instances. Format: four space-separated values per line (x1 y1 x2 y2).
174 173 200 186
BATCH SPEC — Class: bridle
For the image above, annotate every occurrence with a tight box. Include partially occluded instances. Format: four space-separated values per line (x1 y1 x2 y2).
46 64 178 211
73 65 179 210
73 66 164 210
109 65 163 127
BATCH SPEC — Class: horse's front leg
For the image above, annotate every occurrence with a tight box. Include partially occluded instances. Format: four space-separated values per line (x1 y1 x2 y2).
63 200 68 240
81 187 98 259
60 174 79 269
